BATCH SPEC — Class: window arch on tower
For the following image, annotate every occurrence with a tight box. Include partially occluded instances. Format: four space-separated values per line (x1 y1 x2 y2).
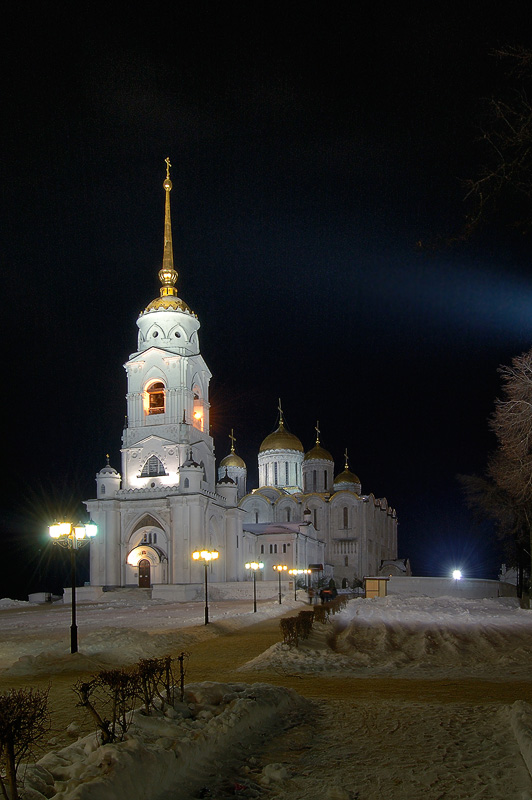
144 381 165 415
191 382 205 432
140 455 167 477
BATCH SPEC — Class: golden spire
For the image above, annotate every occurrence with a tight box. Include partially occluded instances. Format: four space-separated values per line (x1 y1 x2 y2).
158 158 178 298
315 420 320 444
278 397 284 426
229 428 236 453
344 448 349 469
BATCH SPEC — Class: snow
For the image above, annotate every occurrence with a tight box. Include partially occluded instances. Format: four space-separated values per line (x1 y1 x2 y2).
3 592 532 798
242 594 532 680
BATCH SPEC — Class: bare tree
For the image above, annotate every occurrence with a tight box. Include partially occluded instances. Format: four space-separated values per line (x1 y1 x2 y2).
0 688 49 800
464 46 532 236
458 348 532 596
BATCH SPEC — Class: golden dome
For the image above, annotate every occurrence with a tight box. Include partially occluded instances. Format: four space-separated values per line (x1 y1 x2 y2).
334 468 360 485
304 443 333 462
259 421 304 453
143 296 192 314
220 452 246 468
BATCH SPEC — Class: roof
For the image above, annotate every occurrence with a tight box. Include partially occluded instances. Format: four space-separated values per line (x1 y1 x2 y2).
259 421 304 453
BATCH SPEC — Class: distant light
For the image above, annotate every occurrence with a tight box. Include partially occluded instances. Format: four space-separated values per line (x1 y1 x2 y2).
452 569 462 580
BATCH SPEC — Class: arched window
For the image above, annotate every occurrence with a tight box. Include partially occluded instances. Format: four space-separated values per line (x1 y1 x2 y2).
141 455 166 477
146 382 165 415
192 390 204 431
286 508 291 522
184 478 189 488
324 470 328 491
343 507 348 529
101 484 106 495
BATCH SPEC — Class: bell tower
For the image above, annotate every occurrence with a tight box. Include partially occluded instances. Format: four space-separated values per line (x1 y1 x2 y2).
121 159 214 492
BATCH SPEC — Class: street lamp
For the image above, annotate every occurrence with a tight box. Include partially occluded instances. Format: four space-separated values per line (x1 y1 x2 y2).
192 549 219 624
245 561 264 612
48 520 98 653
289 568 311 601
272 564 288 604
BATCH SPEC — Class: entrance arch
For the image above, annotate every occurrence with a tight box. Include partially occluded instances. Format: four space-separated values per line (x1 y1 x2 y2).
138 559 151 588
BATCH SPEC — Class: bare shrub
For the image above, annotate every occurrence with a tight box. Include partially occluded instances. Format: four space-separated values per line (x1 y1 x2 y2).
0 688 49 800
297 610 314 640
280 617 299 646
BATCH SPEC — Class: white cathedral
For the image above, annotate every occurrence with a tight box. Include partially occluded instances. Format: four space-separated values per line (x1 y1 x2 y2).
85 163 398 600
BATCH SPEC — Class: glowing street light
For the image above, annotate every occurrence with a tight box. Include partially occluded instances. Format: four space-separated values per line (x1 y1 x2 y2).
289 568 311 601
48 520 98 653
245 561 264 612
452 569 462 581
192 549 219 624
272 564 288 604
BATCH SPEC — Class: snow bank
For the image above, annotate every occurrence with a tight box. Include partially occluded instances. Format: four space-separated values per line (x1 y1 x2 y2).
24 683 306 800
0 597 29 608
509 701 532 779
241 595 532 680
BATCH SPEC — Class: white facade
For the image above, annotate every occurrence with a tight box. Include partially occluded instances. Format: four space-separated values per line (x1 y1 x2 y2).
85 165 397 594
240 434 397 586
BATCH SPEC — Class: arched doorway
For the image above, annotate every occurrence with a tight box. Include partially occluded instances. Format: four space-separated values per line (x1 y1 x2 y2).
138 559 151 588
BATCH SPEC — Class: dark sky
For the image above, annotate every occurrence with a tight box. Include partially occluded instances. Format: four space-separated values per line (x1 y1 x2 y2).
3 4 532 597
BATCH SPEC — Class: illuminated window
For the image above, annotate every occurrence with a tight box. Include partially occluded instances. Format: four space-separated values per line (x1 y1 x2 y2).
140 456 166 477
192 391 204 431
146 382 165 415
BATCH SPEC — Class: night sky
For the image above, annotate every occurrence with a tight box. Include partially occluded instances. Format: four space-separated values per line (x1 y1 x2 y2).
3 4 532 598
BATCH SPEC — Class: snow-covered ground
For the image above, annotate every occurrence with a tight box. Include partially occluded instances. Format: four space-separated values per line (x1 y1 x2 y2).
243 594 532 681
3 592 532 799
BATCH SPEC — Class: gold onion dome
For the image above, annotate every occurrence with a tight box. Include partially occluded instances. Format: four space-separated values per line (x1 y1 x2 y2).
143 158 193 316
220 452 246 468
334 467 360 485
304 441 333 461
221 429 246 468
334 449 360 485
259 421 304 453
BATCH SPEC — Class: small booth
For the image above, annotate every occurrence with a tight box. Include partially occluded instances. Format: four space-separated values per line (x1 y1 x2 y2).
364 576 390 599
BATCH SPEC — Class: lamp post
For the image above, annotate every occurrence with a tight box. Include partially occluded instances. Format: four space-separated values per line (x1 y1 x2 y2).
48 520 98 654
192 550 219 624
289 568 311 601
245 561 264 612
272 564 288 604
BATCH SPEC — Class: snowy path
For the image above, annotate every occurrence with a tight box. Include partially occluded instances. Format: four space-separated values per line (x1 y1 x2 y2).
252 700 532 800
